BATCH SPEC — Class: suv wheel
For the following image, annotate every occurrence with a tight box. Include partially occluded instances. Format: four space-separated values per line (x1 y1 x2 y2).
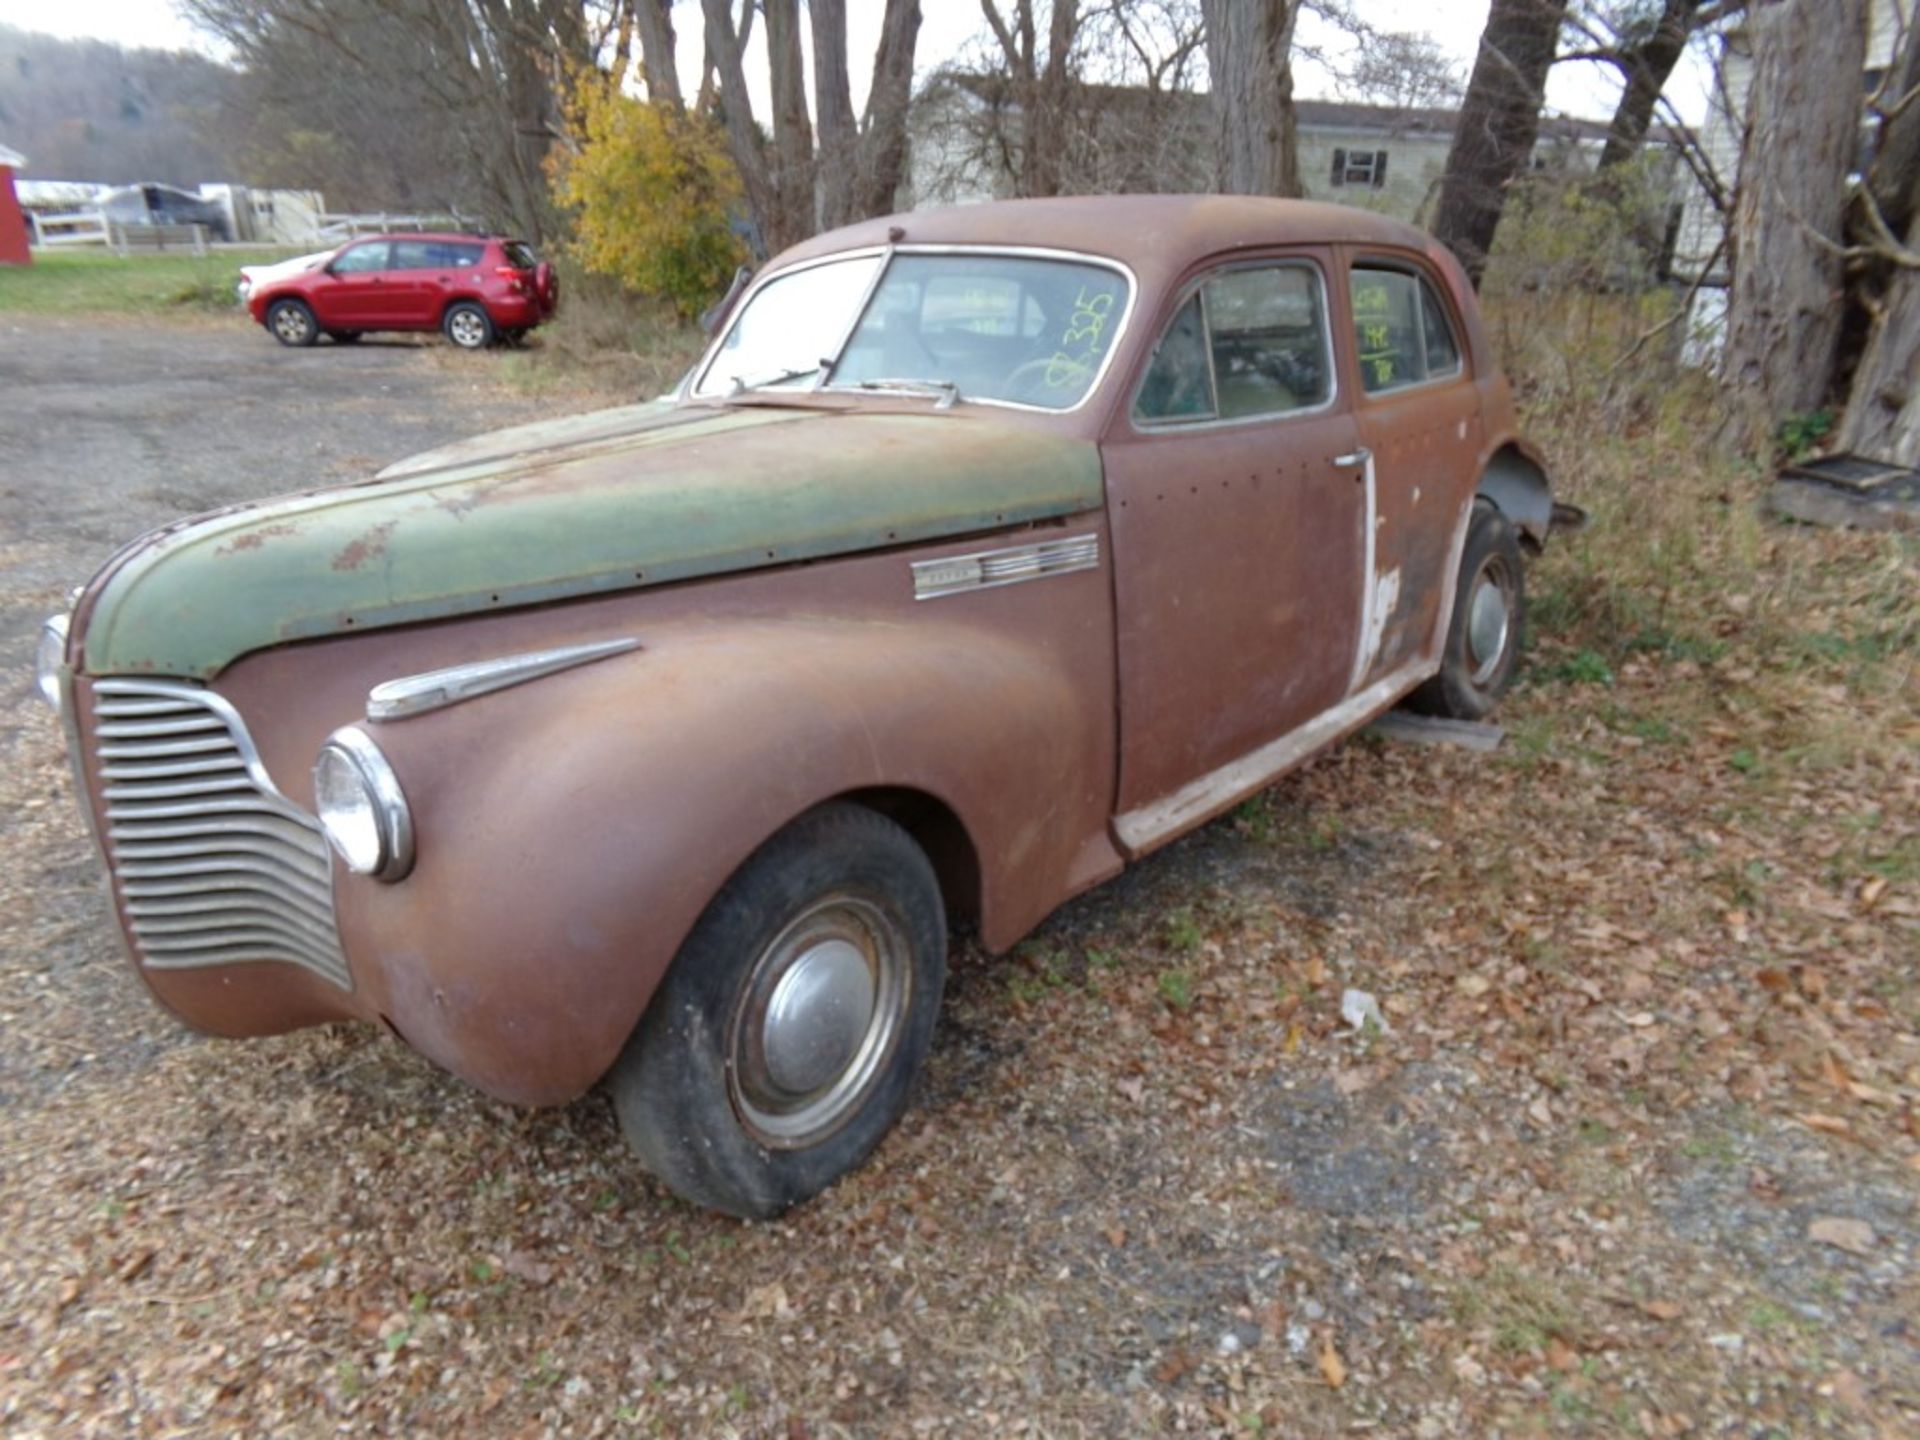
266 299 318 348
610 804 948 1219
442 302 494 351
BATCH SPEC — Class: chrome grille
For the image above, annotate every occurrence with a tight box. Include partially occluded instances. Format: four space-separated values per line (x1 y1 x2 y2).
91 678 350 989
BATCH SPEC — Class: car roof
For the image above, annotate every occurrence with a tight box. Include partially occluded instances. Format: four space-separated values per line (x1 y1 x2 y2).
773 195 1443 280
344 233 503 245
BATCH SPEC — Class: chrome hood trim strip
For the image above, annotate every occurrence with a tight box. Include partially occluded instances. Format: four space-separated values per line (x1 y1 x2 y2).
367 638 640 723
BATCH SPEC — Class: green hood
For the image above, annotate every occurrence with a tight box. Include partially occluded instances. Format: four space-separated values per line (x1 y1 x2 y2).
81 404 1104 679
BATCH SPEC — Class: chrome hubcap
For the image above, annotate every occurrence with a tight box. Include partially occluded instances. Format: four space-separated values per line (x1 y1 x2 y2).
449 312 486 347
273 308 309 342
1465 562 1512 686
730 895 909 1148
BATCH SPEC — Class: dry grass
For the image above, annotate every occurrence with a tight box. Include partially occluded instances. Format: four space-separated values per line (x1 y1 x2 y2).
477 265 709 404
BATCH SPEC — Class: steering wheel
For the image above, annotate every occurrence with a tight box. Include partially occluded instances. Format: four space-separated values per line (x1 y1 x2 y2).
1003 354 1093 404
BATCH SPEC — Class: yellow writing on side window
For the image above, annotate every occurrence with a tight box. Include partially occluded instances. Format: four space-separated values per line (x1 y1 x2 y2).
1352 283 1391 317
1043 283 1118 388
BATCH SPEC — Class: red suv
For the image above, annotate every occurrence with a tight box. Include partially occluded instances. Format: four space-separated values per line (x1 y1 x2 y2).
247 234 557 350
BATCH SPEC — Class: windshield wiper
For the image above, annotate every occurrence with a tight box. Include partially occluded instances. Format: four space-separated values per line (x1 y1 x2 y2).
851 378 961 410
729 361 829 395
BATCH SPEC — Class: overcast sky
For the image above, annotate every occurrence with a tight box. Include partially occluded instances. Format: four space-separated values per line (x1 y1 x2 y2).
0 0 1712 126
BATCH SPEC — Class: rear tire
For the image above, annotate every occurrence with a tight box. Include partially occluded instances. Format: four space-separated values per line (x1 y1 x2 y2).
1405 500 1525 720
442 301 494 351
266 299 318 348
610 804 948 1219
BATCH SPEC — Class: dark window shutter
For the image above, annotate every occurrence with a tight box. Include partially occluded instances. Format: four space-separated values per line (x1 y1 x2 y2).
1373 150 1389 189
1331 148 1347 187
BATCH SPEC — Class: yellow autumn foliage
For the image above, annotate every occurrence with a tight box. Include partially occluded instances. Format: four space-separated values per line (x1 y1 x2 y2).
551 78 746 321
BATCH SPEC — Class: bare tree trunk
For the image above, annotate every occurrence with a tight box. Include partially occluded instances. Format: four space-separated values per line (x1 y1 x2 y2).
1722 0 1867 448
1598 0 1696 170
1834 246 1920 464
1199 0 1302 197
701 0 783 254
1835 18 1920 463
854 0 922 218
1432 0 1568 286
634 0 681 107
765 0 815 244
980 0 1079 198
811 0 859 229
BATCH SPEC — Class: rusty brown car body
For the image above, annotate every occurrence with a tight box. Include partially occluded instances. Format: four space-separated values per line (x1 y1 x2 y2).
40 197 1555 1215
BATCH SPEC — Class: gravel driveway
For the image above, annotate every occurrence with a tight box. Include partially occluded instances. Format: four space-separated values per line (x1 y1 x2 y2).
1 316 1914 1438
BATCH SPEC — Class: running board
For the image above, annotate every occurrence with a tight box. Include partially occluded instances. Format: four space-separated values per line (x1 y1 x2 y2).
1111 658 1434 859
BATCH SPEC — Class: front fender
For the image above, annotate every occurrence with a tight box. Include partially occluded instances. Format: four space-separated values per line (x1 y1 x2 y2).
335 613 1117 1105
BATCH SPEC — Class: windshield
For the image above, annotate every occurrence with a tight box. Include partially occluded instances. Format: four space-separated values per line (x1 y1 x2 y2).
692 250 1131 411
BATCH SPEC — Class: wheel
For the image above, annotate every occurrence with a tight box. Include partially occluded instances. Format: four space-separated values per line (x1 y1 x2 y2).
326 329 363 344
442 301 495 351
266 298 318 348
1406 500 1525 720
610 803 948 1218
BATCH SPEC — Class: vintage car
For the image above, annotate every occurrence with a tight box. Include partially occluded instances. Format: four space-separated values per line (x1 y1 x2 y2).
38 197 1557 1218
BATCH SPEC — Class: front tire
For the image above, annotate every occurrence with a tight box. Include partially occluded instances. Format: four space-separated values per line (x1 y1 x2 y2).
442 301 494 351
266 298 318 348
611 804 948 1219
1406 500 1525 720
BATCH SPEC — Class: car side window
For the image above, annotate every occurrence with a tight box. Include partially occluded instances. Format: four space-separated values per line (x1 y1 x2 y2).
390 241 433 270
331 243 389 275
1133 294 1212 421
1419 277 1462 376
1134 262 1332 426
1350 266 1463 393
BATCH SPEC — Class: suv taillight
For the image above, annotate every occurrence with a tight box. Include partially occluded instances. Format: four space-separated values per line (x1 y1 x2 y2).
495 266 530 292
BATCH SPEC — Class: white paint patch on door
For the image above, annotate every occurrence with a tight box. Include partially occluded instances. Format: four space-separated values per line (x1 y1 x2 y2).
1356 566 1400 684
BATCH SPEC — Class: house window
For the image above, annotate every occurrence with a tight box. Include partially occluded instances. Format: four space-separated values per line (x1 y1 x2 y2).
1330 148 1390 190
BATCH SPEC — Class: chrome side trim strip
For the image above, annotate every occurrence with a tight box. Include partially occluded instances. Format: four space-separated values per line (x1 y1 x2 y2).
910 533 1101 600
367 637 640 723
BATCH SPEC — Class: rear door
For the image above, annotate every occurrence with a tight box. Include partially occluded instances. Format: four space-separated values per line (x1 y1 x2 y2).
1342 255 1484 687
386 239 463 327
1100 248 1369 818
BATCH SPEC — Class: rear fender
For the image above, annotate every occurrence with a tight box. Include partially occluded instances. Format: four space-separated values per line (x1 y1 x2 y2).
336 615 1111 1105
1477 441 1554 551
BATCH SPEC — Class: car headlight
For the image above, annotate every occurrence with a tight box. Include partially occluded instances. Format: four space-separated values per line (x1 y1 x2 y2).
313 727 414 881
36 613 70 714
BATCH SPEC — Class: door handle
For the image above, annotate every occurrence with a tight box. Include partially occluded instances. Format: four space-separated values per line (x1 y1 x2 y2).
1334 447 1371 469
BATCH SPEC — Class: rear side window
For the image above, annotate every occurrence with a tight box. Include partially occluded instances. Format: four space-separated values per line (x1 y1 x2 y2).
1134 262 1332 426
501 241 539 270
392 240 485 269
1350 266 1464 393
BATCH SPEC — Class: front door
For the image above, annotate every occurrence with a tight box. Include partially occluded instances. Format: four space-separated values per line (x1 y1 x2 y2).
1342 257 1484 687
1102 250 1368 819
313 241 396 327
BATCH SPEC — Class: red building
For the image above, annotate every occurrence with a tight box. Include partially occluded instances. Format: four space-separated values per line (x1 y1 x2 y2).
0 145 30 266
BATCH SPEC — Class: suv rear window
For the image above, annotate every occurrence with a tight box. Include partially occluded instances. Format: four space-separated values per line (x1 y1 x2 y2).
501 241 539 270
